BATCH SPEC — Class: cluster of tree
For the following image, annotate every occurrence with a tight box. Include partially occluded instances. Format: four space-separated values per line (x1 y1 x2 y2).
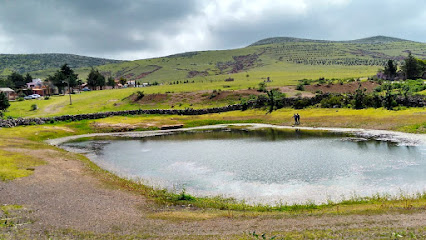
402 53 426 79
169 80 193 85
4 64 116 94
317 88 404 110
46 64 79 93
383 53 426 80
241 85 424 112
0 72 33 89
87 68 106 90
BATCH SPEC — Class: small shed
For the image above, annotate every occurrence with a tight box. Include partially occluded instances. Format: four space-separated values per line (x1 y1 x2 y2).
0 88 16 100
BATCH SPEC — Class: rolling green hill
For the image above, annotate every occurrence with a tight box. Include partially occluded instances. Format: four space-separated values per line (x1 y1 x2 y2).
27 35 424 88
0 53 123 77
5 36 426 118
3 36 424 86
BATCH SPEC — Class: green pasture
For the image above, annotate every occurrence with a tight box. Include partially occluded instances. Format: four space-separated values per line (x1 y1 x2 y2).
7 62 380 118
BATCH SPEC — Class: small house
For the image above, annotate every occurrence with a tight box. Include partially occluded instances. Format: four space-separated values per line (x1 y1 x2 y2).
0 88 17 100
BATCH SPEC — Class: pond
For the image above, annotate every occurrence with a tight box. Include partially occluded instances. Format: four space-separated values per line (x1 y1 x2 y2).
61 128 426 205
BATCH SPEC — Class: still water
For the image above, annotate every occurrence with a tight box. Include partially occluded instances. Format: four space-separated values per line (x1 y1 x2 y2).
62 129 425 205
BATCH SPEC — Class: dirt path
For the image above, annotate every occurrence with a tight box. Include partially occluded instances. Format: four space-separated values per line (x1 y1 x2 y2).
1 125 426 238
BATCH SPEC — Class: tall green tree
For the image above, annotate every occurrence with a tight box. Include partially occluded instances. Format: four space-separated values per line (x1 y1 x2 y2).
24 73 33 84
49 64 78 93
86 68 105 90
96 73 106 90
383 60 397 80
0 92 10 112
402 53 421 80
0 77 13 88
119 77 127 85
353 85 366 109
107 76 115 89
7 72 25 89
60 64 78 89
382 84 397 110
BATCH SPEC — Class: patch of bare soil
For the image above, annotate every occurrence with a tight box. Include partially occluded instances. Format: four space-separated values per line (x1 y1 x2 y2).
127 93 169 105
277 86 315 98
135 65 162 80
217 51 265 74
205 89 263 101
129 89 265 107
305 81 380 94
128 87 316 108
139 93 169 103
187 70 208 78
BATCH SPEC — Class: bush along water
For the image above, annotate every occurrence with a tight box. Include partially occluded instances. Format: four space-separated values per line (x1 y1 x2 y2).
239 88 425 112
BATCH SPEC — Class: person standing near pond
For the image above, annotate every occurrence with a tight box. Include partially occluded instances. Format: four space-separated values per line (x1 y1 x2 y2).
293 113 298 125
296 113 300 125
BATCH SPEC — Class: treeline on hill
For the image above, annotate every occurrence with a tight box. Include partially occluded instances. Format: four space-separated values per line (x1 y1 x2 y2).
0 53 122 75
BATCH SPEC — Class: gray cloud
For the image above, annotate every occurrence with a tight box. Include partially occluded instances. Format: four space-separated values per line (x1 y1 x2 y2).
0 0 424 60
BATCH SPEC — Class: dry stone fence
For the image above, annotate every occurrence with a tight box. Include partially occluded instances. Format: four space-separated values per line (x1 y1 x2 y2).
0 104 245 128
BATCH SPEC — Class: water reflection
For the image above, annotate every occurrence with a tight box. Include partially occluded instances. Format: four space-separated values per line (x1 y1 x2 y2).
61 128 425 205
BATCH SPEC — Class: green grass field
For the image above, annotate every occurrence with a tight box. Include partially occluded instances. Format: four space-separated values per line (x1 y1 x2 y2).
5 37 423 118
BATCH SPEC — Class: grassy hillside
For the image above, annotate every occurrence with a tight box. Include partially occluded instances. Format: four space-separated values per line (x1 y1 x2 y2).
0 53 123 77
5 36 426 118
27 36 426 87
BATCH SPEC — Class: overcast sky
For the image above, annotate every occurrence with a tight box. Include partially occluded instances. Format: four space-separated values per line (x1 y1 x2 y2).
0 0 425 60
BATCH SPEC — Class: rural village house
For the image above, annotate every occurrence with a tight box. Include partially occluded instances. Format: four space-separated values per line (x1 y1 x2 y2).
0 87 17 100
26 78 54 96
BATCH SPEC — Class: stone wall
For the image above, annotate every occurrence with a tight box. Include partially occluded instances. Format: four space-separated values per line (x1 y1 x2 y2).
0 104 245 128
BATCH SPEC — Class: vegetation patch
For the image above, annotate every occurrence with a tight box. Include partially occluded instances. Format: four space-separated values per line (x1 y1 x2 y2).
0 149 45 181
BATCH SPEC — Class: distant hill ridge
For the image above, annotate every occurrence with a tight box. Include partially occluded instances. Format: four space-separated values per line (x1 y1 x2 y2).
0 53 122 76
250 35 414 46
1 35 424 82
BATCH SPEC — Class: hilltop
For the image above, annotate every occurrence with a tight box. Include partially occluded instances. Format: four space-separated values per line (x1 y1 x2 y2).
250 35 414 46
0 53 122 77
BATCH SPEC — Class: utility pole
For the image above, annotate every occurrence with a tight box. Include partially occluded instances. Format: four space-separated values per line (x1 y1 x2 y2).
65 78 72 105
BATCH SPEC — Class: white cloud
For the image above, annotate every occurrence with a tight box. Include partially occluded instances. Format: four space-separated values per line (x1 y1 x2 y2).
0 26 14 52
0 0 424 60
